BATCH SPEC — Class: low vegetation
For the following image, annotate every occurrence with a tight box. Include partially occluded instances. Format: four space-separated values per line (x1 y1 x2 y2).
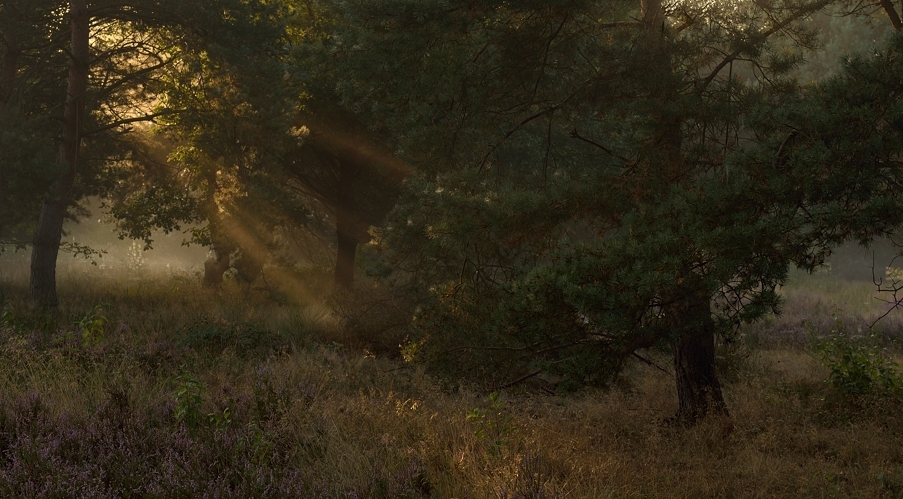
0 261 900 498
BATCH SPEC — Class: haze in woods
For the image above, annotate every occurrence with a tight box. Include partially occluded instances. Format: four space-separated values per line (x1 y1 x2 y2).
2 0 903 496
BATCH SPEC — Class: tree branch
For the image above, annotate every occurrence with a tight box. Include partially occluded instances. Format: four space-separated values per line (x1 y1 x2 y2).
632 352 672 375
496 369 543 390
570 128 634 164
773 129 798 170
95 58 170 100
532 13 569 99
880 0 903 30
83 110 180 136
698 0 833 94
598 21 643 29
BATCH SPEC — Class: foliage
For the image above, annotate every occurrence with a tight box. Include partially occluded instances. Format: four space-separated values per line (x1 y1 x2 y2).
340 0 835 393
174 371 234 431
2 0 312 300
794 4 895 83
57 242 108 266
8 0 903 427
236 422 273 466
328 282 421 354
747 30 903 250
811 318 903 398
51 305 111 352
466 391 517 459
75 305 108 347
133 0 313 275
173 372 206 430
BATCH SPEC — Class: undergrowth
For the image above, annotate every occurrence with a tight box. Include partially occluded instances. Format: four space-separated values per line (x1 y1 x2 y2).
810 317 903 400
0 265 900 497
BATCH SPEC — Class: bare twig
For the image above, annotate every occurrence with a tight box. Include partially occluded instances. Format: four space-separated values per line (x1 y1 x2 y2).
569 128 634 164
632 352 672 375
496 369 543 390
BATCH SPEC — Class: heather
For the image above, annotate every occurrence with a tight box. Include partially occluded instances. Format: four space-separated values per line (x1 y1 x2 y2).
0 261 899 498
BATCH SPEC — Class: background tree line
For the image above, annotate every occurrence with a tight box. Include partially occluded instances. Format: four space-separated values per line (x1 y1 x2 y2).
3 0 903 424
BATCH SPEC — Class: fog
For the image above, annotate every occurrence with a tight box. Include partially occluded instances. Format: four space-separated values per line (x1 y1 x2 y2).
2 208 900 286
0 198 209 280
828 239 903 282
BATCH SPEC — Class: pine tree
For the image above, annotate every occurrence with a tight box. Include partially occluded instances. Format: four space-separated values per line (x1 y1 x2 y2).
322 0 840 423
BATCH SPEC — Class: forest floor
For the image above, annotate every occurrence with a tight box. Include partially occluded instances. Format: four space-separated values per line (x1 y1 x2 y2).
0 258 901 498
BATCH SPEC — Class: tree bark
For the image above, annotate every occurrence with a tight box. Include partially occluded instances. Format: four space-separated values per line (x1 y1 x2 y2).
0 32 18 235
334 216 357 290
203 246 232 286
199 163 235 286
641 0 664 30
670 291 728 425
1 32 18 105
30 0 89 308
234 247 265 283
334 159 359 290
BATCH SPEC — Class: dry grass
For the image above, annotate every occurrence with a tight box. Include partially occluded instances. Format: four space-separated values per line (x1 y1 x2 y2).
0 261 901 498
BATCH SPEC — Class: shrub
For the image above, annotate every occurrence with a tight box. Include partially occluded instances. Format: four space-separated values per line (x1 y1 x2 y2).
329 283 417 355
810 317 903 399
74 305 108 347
467 391 517 459
173 372 205 430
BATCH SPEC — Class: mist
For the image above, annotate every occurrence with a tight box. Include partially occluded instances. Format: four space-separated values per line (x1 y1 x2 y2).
0 197 209 280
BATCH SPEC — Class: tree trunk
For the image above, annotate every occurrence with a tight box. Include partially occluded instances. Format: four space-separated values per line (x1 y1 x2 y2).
30 0 89 308
638 0 726 425
334 217 357 290
670 292 728 425
641 0 664 30
1 32 18 105
334 159 360 290
200 164 235 287
0 32 18 235
234 247 265 283
203 246 232 286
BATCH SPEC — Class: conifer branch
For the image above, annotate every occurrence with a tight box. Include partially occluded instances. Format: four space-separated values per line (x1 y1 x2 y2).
569 128 633 164
698 0 833 94
773 129 799 170
632 352 672 375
